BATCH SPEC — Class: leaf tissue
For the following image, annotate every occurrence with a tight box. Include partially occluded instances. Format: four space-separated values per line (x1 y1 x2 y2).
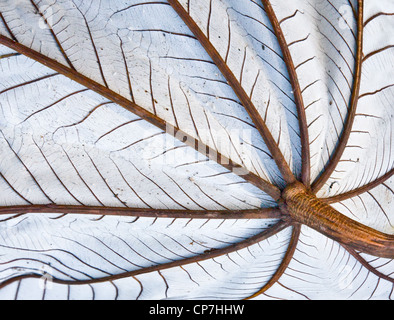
0 0 393 300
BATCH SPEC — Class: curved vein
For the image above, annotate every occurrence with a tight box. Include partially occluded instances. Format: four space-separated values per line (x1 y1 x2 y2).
312 0 364 193
0 220 290 289
322 168 394 204
260 0 310 186
343 245 394 284
244 223 300 300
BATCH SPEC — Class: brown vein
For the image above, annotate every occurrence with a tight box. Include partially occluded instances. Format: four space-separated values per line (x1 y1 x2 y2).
167 0 296 185
55 101 115 133
33 139 84 206
119 36 135 103
358 84 394 99
0 131 54 204
0 52 20 59
23 88 89 123
343 245 394 284
0 173 32 205
363 45 394 62
109 1 170 18
0 220 290 288
322 168 394 204
260 0 310 186
364 12 394 26
0 73 59 95
74 3 109 87
62 147 105 206
312 0 364 193
29 0 75 70
279 9 303 25
0 34 281 200
244 223 300 300
0 12 17 41
86 153 128 207
95 118 142 143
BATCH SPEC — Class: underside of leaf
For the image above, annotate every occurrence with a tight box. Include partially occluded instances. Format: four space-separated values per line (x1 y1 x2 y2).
0 0 392 300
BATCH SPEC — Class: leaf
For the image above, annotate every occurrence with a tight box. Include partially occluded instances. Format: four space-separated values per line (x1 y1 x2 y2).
0 0 393 300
